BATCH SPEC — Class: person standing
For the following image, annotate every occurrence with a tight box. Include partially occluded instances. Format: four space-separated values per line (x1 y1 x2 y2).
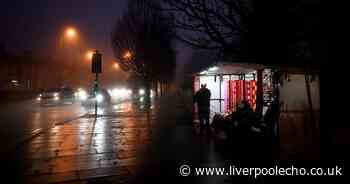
194 84 211 135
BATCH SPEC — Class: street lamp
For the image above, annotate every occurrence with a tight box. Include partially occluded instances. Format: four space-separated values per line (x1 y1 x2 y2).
86 50 94 60
123 51 132 60
114 63 120 69
65 27 77 40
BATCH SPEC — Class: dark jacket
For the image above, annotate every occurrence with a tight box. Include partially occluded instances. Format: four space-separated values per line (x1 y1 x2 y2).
194 88 211 113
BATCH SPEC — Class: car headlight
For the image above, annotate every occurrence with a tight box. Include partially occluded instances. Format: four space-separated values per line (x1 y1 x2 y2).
111 88 131 99
96 94 103 103
111 88 120 98
78 90 87 101
139 89 145 96
127 89 132 95
80 94 87 101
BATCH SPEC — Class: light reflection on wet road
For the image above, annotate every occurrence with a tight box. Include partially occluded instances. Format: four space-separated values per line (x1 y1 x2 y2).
11 99 157 183
0 99 140 154
2 96 235 184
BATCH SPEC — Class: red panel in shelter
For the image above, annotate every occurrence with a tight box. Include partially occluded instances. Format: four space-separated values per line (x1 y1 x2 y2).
227 80 257 112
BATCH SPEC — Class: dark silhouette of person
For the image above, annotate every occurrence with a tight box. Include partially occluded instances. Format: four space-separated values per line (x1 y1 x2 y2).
194 84 211 135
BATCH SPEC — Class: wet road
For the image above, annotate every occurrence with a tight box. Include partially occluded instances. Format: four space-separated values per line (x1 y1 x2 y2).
0 99 112 154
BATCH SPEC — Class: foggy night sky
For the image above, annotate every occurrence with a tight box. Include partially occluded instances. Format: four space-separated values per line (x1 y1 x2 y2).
0 0 129 59
0 0 192 86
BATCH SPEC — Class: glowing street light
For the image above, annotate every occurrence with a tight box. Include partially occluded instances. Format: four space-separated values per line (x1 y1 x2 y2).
114 63 119 69
86 50 94 60
65 27 77 39
123 51 132 60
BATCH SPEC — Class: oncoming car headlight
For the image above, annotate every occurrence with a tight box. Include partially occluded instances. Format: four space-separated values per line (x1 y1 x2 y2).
78 90 87 101
139 89 145 96
111 88 132 99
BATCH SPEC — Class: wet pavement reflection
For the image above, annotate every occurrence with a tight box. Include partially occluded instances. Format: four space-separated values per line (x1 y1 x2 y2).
3 96 236 184
11 99 157 183
0 100 90 154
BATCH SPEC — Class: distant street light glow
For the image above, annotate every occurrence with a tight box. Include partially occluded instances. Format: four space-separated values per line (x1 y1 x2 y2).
123 51 132 60
114 63 119 69
86 51 94 60
65 27 77 39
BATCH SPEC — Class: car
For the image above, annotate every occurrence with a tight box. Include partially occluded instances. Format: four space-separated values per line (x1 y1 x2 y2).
131 88 147 99
37 87 75 106
130 88 155 101
81 88 111 107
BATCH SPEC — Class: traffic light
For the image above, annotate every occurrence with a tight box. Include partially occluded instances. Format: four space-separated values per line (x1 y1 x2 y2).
92 50 102 73
93 82 99 96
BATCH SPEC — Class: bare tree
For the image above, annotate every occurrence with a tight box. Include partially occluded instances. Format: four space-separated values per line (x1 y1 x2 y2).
160 0 252 57
112 1 175 81
161 0 319 63
112 0 176 98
